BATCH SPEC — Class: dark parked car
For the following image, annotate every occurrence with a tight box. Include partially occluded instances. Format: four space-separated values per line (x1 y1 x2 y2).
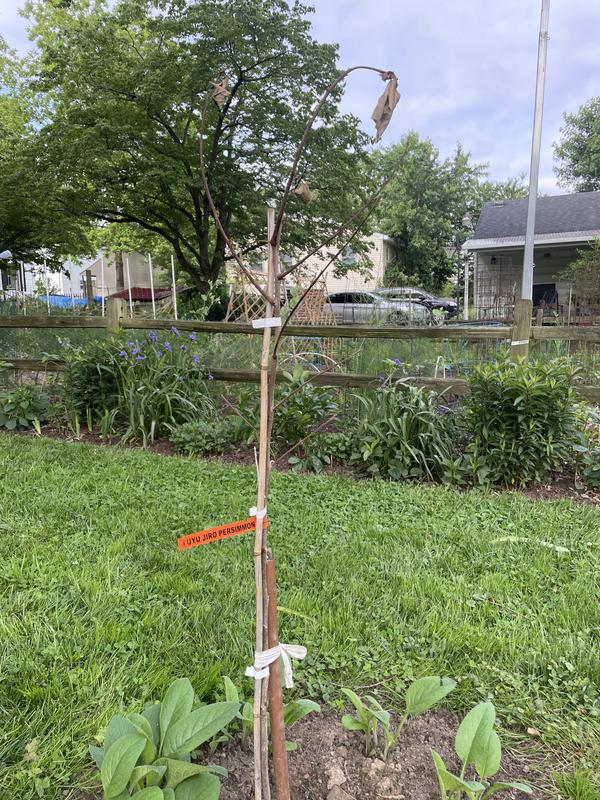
375 287 458 317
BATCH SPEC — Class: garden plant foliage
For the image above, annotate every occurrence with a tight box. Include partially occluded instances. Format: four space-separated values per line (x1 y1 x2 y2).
60 328 213 444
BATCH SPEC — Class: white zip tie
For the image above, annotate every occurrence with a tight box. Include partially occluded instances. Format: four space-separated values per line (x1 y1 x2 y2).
250 506 267 519
510 340 529 346
252 317 282 329
245 643 307 688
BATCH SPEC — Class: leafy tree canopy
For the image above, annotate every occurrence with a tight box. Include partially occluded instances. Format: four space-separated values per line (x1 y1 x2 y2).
0 36 90 269
24 0 375 291
374 132 526 289
554 98 600 192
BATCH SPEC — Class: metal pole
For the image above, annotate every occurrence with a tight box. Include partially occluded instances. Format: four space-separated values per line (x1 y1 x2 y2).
148 253 156 318
513 0 550 360
44 255 50 314
21 262 26 314
522 0 550 300
170 254 178 320
463 260 469 321
125 256 134 318
101 256 106 317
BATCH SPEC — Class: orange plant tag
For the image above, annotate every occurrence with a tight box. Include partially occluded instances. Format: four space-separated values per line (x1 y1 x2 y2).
178 516 268 550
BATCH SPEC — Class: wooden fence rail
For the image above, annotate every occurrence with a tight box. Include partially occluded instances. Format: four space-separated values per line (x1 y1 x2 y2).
1 304 599 401
1 310 600 342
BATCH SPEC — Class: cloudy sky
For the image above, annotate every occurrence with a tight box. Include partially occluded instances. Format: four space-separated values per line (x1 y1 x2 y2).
2 0 599 193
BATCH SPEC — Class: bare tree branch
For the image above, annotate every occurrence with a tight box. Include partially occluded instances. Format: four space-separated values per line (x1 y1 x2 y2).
272 65 396 245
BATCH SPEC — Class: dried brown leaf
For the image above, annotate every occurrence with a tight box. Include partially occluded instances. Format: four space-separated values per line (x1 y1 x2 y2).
371 71 400 142
210 77 230 110
293 182 314 204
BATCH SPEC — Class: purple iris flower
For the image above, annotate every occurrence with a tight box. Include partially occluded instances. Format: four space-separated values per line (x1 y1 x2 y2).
127 341 135 347
132 348 140 356
136 354 145 361
393 357 402 366
189 333 197 342
192 355 200 364
180 344 187 351
171 326 180 337
164 342 172 352
148 330 157 343
118 350 127 358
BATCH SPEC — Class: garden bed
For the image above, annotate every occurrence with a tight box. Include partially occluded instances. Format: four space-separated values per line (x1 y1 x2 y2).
75 711 553 800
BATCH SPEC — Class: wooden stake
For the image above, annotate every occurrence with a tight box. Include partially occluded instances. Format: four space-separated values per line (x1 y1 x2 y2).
266 557 291 800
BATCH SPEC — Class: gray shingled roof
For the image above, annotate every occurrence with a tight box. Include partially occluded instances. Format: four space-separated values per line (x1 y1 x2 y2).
473 191 600 239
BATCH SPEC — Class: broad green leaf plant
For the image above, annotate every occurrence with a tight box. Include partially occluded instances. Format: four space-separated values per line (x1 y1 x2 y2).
341 676 456 760
90 678 238 799
432 701 532 799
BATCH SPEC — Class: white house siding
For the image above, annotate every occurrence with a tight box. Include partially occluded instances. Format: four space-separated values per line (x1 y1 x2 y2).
289 233 395 294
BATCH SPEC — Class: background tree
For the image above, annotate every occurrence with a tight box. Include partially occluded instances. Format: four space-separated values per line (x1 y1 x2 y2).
0 37 89 270
25 0 374 293
554 98 600 191
375 132 526 290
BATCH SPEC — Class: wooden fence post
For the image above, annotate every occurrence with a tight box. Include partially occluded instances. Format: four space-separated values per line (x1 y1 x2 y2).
106 297 125 338
511 298 533 361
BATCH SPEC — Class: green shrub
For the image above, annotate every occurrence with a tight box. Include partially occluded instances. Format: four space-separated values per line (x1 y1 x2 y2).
59 328 214 444
463 355 579 486
234 366 338 450
289 431 354 473
350 381 455 481
0 384 49 431
169 418 240 456
573 406 600 489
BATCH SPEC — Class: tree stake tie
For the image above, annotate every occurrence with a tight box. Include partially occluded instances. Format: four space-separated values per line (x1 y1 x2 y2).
511 339 529 346
250 506 268 519
246 643 308 688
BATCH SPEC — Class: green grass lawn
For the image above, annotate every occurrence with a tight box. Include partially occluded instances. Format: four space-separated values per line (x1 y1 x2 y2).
0 435 598 799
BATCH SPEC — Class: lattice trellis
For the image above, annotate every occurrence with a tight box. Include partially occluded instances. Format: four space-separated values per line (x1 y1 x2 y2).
225 266 346 370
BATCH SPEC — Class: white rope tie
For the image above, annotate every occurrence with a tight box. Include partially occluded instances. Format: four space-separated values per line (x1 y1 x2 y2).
245 643 307 688
510 339 529 346
250 506 267 519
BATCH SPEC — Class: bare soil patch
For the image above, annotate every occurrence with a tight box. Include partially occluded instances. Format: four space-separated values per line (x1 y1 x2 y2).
206 711 553 800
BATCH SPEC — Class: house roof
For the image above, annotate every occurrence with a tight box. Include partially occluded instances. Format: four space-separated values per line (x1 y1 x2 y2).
108 287 172 302
464 191 600 251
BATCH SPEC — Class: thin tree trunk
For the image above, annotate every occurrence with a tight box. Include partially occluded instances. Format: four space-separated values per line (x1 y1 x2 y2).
115 251 125 291
253 207 277 800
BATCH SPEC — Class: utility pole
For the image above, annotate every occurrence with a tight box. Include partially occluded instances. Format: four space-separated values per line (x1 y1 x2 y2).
512 0 550 360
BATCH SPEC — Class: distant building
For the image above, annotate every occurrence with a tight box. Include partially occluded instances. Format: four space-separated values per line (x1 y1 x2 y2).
1 250 162 299
464 191 600 318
